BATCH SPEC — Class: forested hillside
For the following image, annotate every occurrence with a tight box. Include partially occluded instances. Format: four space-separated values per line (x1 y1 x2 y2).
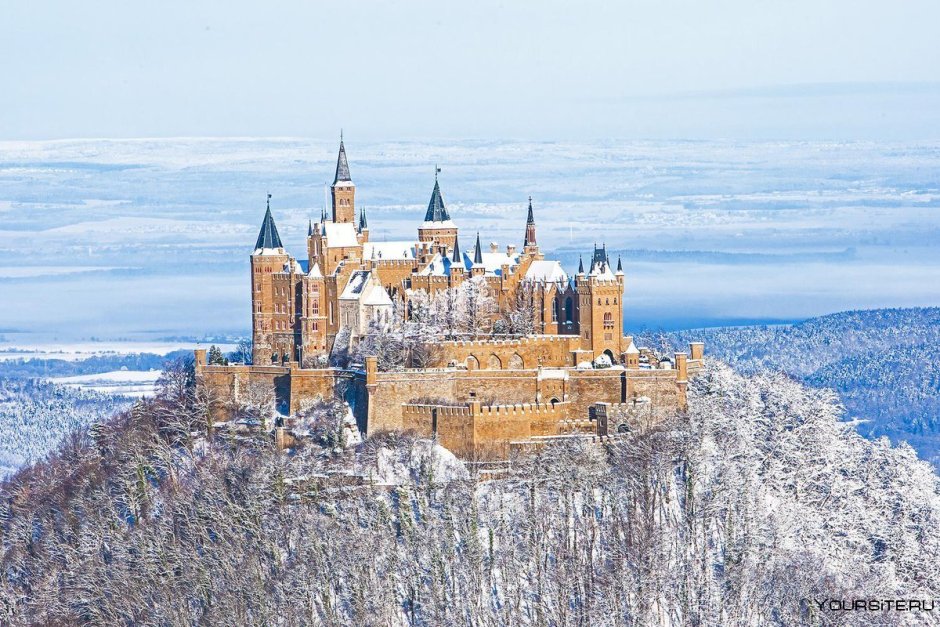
1 362 937 625
644 308 940 466
0 378 130 478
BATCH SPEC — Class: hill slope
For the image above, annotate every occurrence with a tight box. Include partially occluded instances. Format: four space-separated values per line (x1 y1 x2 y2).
647 307 940 466
1 362 937 625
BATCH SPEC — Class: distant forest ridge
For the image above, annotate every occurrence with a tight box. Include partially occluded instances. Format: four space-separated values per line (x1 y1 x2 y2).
639 307 940 467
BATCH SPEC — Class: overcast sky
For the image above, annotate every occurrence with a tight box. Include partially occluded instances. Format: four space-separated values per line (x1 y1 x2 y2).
2 0 939 140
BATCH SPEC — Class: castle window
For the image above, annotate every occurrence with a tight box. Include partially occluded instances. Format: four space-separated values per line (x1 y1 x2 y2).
603 312 613 329
312 300 319 315
614 297 617 304
606 298 609 305
598 298 602 305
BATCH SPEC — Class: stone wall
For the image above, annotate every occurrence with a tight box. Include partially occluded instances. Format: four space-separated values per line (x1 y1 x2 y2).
400 400 592 457
430 335 580 369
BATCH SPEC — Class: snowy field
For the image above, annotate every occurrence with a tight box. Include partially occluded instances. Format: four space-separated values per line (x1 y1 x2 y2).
0 138 938 343
49 369 162 398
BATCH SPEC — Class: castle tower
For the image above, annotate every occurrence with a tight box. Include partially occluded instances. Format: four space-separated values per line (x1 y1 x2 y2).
575 243 624 361
250 195 290 365
523 196 539 255
331 135 355 224
418 169 458 251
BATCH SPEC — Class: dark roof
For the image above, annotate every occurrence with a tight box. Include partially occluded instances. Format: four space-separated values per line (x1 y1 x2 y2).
307 220 313 236
578 255 584 274
592 243 609 268
358 207 368 231
524 196 536 247
451 238 461 262
617 255 623 272
254 198 283 249
473 232 483 265
333 139 351 184
424 178 451 222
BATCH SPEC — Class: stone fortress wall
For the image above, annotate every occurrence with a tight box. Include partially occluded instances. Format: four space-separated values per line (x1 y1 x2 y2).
196 339 704 457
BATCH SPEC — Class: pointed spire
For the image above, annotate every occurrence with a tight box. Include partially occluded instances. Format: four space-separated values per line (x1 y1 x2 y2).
333 134 351 184
358 206 368 231
616 255 623 273
451 238 461 263
577 255 584 275
424 175 451 223
254 194 283 250
473 232 483 265
307 219 313 237
524 196 537 248
320 206 326 223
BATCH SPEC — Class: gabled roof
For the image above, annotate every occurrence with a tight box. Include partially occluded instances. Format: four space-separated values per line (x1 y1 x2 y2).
524 260 567 283
253 198 283 251
362 284 393 306
322 222 359 248
333 139 352 184
424 178 452 222
340 270 369 300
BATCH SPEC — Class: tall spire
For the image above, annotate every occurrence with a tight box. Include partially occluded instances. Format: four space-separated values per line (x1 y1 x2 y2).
616 255 623 273
524 196 537 248
451 238 461 263
307 219 313 237
577 255 584 275
424 173 451 222
473 232 483 265
254 194 283 250
333 134 351 184
358 206 368 231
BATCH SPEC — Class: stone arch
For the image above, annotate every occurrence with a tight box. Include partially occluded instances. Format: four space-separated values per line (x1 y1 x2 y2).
508 352 524 369
550 397 560 407
603 348 615 363
487 354 503 370
466 355 479 371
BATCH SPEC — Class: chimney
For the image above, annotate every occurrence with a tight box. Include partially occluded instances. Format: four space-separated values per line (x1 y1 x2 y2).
490 242 499 253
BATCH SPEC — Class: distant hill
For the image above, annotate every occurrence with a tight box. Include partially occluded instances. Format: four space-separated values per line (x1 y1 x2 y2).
642 307 940 466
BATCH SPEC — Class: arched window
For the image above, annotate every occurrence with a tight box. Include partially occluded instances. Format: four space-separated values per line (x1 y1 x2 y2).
565 297 573 323
603 312 613 328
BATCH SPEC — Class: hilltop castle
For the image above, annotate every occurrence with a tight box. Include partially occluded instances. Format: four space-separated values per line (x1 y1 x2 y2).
197 139 704 456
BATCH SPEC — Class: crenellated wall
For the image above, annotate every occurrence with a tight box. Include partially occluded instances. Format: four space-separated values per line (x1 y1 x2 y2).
430 334 581 369
400 399 592 457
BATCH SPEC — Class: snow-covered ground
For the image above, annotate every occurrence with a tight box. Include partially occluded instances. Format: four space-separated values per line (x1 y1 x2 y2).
50 369 162 398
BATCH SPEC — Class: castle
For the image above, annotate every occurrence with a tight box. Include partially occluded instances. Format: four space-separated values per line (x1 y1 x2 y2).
196 139 704 457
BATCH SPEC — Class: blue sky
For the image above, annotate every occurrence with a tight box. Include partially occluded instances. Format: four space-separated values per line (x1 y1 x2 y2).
2 0 939 140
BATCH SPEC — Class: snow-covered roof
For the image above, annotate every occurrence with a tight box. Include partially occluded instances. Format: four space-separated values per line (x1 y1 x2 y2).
420 220 457 229
524 260 567 283
252 247 285 256
590 261 617 280
322 222 360 248
625 340 640 354
362 284 393 307
283 259 304 274
307 262 322 278
363 241 417 260
480 252 519 276
340 271 369 300
417 253 452 276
